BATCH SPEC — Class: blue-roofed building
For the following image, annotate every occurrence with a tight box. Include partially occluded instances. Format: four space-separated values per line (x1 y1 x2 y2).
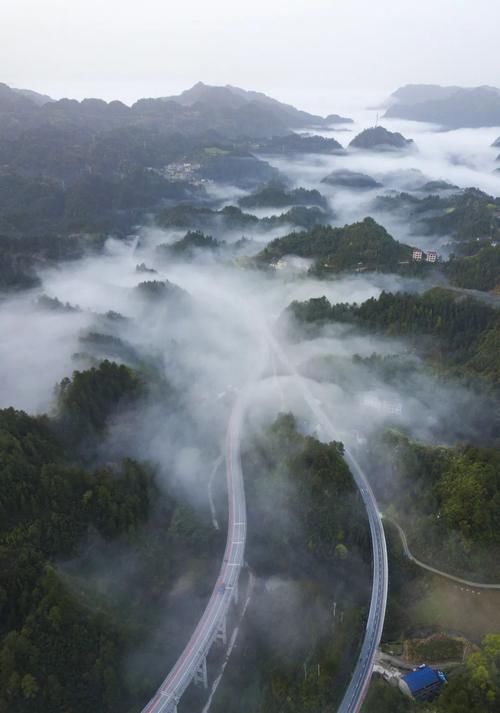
399 664 447 701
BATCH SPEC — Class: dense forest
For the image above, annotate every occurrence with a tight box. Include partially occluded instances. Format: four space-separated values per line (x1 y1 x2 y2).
370 431 500 579
0 361 221 713
376 188 500 243
238 181 328 210
445 245 500 292
287 288 500 389
156 202 327 232
257 217 412 273
211 413 371 713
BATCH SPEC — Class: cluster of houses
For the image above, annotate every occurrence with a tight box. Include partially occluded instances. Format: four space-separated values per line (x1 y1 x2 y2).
147 162 209 186
412 247 438 263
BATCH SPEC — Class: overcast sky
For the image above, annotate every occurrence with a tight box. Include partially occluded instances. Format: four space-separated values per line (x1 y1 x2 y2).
2 0 499 113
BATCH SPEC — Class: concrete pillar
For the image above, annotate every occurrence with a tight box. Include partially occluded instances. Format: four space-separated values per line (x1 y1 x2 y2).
194 656 208 689
232 579 239 606
216 615 227 645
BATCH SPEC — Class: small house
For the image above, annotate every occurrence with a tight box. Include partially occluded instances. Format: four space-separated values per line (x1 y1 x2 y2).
399 665 447 701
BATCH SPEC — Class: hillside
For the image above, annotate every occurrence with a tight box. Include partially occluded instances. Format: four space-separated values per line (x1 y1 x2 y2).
252 132 344 155
384 85 500 128
376 188 500 243
287 287 500 389
238 182 328 209
321 169 381 189
349 126 414 151
256 217 412 273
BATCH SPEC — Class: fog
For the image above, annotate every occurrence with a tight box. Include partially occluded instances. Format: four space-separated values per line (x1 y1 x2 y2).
1 113 499 705
2 111 499 460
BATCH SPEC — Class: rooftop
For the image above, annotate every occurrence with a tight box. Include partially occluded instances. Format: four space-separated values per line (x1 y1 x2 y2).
403 665 446 694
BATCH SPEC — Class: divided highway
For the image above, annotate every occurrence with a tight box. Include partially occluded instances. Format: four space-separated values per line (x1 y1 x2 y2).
141 328 387 713
140 396 247 713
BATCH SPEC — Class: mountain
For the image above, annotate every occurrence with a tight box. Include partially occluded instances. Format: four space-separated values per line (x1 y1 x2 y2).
384 84 500 128
385 84 464 107
0 82 38 113
349 126 414 151
0 80 351 142
253 133 344 155
321 169 381 189
256 217 412 273
12 87 54 106
163 82 351 128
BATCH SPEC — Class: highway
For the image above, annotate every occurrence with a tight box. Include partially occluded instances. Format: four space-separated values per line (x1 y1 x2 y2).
140 395 247 713
337 451 388 713
141 326 387 713
267 332 388 713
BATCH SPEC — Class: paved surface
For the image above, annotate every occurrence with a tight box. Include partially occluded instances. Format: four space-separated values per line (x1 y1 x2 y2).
141 325 389 713
140 396 247 713
267 332 388 713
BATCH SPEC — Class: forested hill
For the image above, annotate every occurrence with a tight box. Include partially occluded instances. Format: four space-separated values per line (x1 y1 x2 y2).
384 84 500 128
376 187 500 243
256 218 413 273
0 360 220 713
445 245 500 293
287 288 500 388
210 413 371 713
371 431 500 580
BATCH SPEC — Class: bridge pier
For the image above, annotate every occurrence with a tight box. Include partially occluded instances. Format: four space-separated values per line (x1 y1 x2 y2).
194 656 208 689
232 579 239 605
215 615 227 645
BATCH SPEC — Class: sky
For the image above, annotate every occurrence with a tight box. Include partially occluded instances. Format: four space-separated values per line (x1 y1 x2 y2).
2 0 500 113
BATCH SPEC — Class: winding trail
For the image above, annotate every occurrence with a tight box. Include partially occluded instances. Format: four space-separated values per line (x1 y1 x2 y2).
386 517 500 590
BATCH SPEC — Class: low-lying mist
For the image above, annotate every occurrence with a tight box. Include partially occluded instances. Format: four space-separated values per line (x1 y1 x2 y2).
2 116 499 711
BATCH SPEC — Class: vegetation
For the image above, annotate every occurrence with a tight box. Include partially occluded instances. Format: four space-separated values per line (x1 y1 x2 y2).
258 217 412 273
134 279 189 304
376 188 500 243
0 361 220 713
287 288 500 388
156 202 327 232
372 431 500 579
0 405 150 713
0 170 196 237
446 245 500 292
406 634 464 664
321 169 381 189
436 634 500 713
0 233 107 292
361 678 418 713
253 132 344 155
349 126 414 151
245 413 369 567
211 414 371 713
238 182 328 209
157 230 223 258
56 360 144 447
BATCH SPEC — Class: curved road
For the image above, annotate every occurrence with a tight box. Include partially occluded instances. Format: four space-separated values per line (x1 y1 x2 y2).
337 451 388 713
268 332 388 713
387 517 500 590
141 327 388 713
141 396 247 713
